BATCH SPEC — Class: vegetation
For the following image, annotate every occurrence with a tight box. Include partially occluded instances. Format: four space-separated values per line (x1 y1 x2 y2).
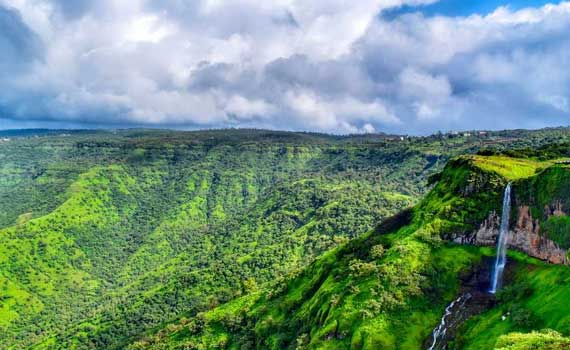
457 260 570 349
122 139 570 350
511 163 570 249
2 128 570 349
494 330 570 350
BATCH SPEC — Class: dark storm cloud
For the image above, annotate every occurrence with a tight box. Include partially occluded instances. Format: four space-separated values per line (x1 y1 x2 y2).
0 5 42 69
0 4 44 123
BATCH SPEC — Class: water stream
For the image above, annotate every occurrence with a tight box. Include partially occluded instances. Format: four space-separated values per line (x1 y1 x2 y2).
489 183 512 294
426 184 512 350
427 293 472 350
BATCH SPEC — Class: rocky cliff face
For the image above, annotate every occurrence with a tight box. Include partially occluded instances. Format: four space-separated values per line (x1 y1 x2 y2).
453 205 569 265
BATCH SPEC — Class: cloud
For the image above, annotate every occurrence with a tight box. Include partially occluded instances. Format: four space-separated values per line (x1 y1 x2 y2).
397 68 453 120
224 95 276 120
285 89 400 133
0 5 43 70
50 0 92 19
0 0 569 133
357 2 570 132
539 94 570 112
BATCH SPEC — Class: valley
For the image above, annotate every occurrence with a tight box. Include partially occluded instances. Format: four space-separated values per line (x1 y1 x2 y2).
1 128 570 350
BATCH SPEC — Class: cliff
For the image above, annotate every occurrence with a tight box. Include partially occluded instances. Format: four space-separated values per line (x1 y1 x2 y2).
453 208 568 264
448 157 570 265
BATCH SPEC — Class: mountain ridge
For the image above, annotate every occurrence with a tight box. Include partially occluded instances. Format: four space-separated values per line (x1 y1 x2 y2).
2 129 570 349
121 150 570 350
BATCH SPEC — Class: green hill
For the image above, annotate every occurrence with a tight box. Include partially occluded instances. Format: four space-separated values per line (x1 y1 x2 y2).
121 150 570 350
2 128 570 349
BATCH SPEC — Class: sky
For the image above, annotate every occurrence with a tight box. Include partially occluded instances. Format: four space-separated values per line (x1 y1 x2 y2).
0 0 569 134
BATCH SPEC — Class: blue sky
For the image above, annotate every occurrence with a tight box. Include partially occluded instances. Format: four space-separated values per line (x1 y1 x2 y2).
416 0 560 16
383 1 564 20
0 0 569 134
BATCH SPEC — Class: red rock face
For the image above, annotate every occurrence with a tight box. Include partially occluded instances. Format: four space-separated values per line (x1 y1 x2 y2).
509 205 566 264
544 201 566 217
516 206 537 234
453 205 568 265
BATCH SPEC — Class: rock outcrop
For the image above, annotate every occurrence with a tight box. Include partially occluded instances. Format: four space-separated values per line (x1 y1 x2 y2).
453 205 569 265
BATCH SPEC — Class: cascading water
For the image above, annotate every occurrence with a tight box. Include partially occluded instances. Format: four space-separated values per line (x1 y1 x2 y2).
425 184 512 350
489 183 512 294
427 293 472 350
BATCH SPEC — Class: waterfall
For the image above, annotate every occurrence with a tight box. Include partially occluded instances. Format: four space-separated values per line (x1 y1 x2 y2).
427 293 472 350
489 183 512 294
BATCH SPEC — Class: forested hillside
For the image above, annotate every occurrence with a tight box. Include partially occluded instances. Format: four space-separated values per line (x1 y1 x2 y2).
124 145 570 350
2 128 570 349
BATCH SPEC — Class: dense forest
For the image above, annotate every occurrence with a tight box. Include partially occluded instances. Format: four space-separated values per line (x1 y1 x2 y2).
2 128 570 350
123 143 570 350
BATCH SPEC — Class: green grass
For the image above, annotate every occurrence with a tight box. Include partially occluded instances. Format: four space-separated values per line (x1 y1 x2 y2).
495 330 570 350
468 155 542 180
381 192 413 202
460 261 570 349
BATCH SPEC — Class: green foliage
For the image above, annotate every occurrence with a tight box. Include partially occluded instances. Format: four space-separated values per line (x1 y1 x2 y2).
0 129 453 349
2 128 570 350
495 330 570 350
369 244 385 259
414 156 507 235
122 153 521 350
541 215 570 249
509 304 541 331
123 146 570 350
460 261 570 349
514 164 570 248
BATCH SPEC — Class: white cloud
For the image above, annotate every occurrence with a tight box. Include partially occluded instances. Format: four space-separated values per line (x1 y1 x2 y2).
225 95 276 119
286 89 399 133
397 68 453 120
125 15 176 44
399 68 451 102
538 94 570 112
0 0 570 133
